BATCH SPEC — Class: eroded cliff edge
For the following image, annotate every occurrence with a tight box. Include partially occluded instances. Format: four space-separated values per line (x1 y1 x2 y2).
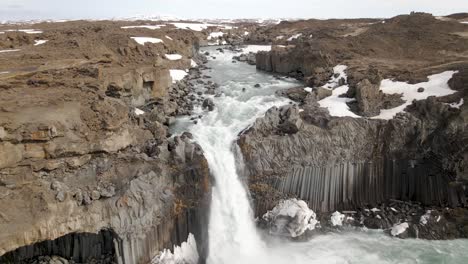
0 21 213 263
239 13 468 238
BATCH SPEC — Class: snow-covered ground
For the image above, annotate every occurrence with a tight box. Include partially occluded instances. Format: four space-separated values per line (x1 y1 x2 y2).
131 37 163 45
372 71 457 119
165 54 182 60
311 65 460 120
170 69 188 83
317 65 360 117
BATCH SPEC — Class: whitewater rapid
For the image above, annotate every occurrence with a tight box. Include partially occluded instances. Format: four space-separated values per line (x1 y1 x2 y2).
168 46 468 264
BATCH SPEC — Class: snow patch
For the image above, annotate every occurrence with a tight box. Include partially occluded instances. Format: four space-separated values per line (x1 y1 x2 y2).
0 71 9 74
318 66 457 120
304 87 312 93
262 199 318 237
34 40 48 46
323 65 347 89
165 35 173 40
165 54 182 60
170 22 232 31
318 65 361 118
134 108 145 116
449 98 464 109
131 37 164 45
276 35 284 40
241 45 271 53
330 211 345 226
170 69 188 83
207 31 224 40
372 71 457 120
287 33 302 41
121 25 165 30
244 31 249 36
190 59 198 68
390 222 409 236
0 49 20 53
152 233 199 264
371 208 381 213
5 29 43 34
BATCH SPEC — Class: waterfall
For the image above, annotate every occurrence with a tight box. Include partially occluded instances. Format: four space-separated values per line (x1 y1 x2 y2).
182 47 299 263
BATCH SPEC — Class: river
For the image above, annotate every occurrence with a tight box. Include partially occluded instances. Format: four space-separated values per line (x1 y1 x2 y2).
167 46 468 264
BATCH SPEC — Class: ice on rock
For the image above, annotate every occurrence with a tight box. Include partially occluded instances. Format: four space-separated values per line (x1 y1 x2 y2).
330 211 345 226
165 54 183 60
131 37 164 45
390 222 409 236
262 199 318 238
152 233 199 264
420 210 432 225
170 70 188 83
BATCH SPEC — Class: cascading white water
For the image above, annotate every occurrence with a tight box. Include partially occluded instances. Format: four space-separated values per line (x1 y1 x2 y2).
168 46 468 264
183 48 299 264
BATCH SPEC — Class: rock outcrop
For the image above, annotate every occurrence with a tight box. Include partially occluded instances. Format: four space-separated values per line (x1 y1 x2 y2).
239 67 468 222
0 21 211 263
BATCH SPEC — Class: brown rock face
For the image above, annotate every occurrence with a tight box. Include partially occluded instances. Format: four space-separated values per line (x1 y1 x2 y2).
0 20 210 263
256 48 333 82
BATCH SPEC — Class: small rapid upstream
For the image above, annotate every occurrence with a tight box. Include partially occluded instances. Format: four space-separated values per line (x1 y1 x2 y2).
169 46 468 264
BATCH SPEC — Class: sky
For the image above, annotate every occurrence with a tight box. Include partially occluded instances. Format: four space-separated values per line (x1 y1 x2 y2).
1 0 467 21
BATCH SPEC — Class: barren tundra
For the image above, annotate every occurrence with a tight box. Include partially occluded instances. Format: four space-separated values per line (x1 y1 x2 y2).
0 10 468 264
